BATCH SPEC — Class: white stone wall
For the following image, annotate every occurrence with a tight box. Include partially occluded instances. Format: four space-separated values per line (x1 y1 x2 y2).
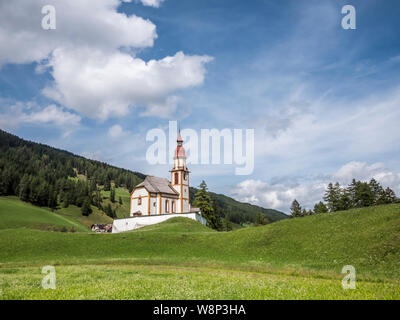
149 196 157 215
112 213 206 233
130 188 149 216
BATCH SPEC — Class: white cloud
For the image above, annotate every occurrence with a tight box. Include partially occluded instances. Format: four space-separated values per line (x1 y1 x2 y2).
232 161 400 213
0 0 212 120
0 103 81 136
123 0 164 8
250 88 400 177
0 0 157 66
108 124 124 138
140 0 164 7
42 49 212 119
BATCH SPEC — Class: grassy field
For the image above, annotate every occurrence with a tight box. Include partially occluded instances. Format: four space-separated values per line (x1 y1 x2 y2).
0 198 399 299
0 197 88 232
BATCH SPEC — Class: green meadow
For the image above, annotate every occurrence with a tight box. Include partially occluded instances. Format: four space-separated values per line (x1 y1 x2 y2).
0 197 399 299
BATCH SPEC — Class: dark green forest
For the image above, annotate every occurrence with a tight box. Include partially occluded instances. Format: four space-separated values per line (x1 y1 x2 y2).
0 129 286 227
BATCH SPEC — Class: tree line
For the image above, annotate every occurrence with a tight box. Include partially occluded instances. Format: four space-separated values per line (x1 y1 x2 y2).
0 129 143 217
290 178 398 218
0 129 282 226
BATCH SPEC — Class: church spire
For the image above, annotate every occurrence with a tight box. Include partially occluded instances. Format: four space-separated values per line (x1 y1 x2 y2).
177 129 183 146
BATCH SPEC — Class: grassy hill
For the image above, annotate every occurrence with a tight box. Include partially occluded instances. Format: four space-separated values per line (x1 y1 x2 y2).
0 203 399 299
0 197 89 232
0 129 286 225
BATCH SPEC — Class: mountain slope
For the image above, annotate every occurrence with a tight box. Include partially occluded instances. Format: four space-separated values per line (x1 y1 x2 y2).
0 129 286 225
1 204 399 299
0 197 89 232
1 204 399 279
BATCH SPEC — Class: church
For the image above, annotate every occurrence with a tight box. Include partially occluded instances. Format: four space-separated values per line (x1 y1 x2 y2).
112 130 206 233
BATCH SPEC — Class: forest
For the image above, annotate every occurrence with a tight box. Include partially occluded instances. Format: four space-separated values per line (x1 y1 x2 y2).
0 129 286 227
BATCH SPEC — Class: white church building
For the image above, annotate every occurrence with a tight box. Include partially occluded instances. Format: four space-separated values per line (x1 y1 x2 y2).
112 131 206 233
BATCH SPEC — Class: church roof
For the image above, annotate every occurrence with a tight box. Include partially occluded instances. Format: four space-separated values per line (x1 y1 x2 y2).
135 176 179 196
174 129 186 158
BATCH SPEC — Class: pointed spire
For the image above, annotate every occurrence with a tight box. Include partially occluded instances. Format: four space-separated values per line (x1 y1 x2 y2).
177 127 183 143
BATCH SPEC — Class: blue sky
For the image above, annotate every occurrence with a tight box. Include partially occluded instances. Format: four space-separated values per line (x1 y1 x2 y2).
1 0 400 212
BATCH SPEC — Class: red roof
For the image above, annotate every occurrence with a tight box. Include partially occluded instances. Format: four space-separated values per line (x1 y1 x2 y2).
177 130 183 143
175 145 186 158
175 129 186 158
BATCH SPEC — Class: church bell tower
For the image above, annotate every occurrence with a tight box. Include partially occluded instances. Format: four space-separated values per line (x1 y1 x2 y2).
171 130 190 213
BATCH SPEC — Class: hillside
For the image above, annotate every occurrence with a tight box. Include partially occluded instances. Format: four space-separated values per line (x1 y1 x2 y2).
0 204 399 299
0 197 89 232
0 129 287 226
1 203 399 278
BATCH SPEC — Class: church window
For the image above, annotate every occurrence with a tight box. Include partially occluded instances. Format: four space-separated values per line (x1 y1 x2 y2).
172 200 175 213
174 172 179 184
138 196 142 205
165 200 169 213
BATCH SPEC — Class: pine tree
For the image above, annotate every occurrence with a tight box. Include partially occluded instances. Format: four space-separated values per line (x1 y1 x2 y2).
324 183 341 212
104 179 111 192
193 181 221 230
81 198 92 216
378 187 397 204
337 189 352 211
354 182 374 208
313 201 328 214
222 216 233 231
105 203 114 218
369 178 384 204
18 174 31 202
290 199 302 218
48 186 58 209
255 212 268 225
110 187 116 203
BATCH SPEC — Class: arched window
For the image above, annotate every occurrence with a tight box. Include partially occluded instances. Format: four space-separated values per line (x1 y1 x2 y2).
174 172 179 184
138 196 142 205
172 200 175 213
165 200 169 213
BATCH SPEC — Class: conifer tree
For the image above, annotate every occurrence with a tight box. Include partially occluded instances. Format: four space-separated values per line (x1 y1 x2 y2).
313 201 328 214
18 174 31 202
369 178 384 204
354 182 374 208
222 216 233 231
110 187 116 203
81 198 92 216
324 182 341 212
104 179 111 191
255 212 268 225
193 181 221 230
290 199 302 218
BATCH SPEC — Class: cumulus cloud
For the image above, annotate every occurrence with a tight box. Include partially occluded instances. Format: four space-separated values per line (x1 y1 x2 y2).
0 0 212 120
232 161 400 213
0 102 81 136
42 49 212 119
0 0 157 66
